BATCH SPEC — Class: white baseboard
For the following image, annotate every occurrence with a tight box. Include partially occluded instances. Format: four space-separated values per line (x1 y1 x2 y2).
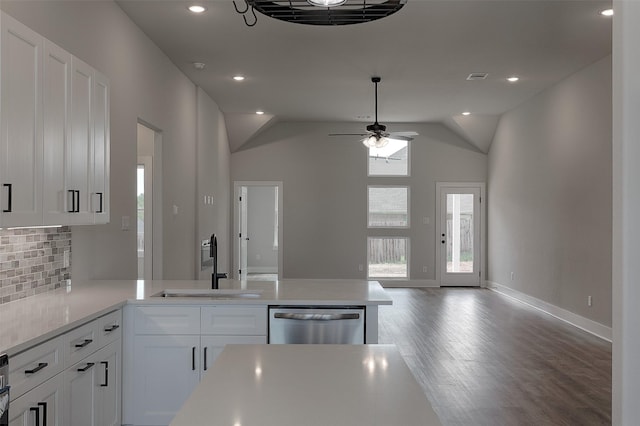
380 279 439 288
486 280 612 342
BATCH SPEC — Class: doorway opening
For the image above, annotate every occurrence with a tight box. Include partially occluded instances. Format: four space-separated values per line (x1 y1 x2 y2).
435 182 485 287
137 122 163 279
233 182 283 281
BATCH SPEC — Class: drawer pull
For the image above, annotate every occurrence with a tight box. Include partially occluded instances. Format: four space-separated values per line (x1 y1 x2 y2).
104 324 120 332
74 339 93 348
24 362 48 375
77 362 95 372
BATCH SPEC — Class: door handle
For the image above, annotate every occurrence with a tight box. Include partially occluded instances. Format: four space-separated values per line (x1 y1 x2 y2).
75 339 93 348
38 402 47 426
24 362 48 375
100 361 109 387
96 192 103 213
30 406 40 426
3 183 11 212
203 347 208 371
192 347 196 371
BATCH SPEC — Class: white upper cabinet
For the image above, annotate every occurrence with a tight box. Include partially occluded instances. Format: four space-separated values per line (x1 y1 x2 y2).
0 12 44 227
0 11 110 227
92 71 110 224
43 40 71 226
69 57 94 224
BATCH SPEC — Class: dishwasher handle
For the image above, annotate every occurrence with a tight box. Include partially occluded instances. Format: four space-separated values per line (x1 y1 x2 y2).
273 312 360 321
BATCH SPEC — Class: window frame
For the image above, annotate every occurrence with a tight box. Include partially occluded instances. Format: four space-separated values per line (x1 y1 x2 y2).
366 236 410 280
367 139 411 177
367 185 410 229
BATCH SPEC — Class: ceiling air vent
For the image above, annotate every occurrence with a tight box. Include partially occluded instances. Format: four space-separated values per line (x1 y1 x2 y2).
466 73 489 81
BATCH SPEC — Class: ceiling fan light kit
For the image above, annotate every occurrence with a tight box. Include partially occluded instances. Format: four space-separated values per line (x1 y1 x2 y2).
234 0 407 26
329 76 418 148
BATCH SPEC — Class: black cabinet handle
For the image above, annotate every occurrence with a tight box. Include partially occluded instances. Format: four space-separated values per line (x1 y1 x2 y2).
75 190 80 212
38 402 47 426
204 347 208 371
25 362 48 375
96 192 103 213
30 406 40 426
77 362 95 372
75 339 93 348
3 183 11 212
104 324 119 332
100 361 109 387
192 347 196 371
67 190 74 213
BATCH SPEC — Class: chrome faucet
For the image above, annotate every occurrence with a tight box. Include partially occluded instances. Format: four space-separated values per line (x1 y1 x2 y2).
210 234 227 289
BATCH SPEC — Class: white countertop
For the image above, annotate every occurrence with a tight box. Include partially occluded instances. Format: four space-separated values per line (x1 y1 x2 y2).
0 279 392 355
171 344 442 426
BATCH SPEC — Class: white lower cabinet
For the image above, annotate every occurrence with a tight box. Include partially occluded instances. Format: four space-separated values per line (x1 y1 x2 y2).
9 373 63 426
63 340 121 426
9 310 122 426
124 305 268 426
131 335 201 425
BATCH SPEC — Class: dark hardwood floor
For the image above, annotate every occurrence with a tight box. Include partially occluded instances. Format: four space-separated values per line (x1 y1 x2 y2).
378 288 612 426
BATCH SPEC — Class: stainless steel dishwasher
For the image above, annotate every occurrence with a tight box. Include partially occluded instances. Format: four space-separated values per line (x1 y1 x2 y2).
269 306 365 344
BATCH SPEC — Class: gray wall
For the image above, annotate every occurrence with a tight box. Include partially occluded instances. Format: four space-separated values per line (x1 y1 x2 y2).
247 186 278 272
488 55 612 326
196 87 231 279
0 1 230 280
231 122 487 281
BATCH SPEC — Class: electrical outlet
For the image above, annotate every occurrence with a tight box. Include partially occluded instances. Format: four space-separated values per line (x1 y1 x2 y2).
423 266 428 273
588 295 593 307
63 250 70 268
358 264 364 272
510 271 515 281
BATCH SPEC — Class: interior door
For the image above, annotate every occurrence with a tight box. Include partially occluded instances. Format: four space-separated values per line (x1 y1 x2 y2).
439 185 482 286
239 187 248 280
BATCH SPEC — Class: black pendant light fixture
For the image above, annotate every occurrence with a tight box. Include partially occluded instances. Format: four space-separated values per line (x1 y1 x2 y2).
234 0 407 27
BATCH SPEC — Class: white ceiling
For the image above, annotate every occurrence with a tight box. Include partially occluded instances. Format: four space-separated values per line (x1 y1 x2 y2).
116 0 612 152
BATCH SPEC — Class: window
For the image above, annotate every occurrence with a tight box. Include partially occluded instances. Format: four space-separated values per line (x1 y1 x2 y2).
367 237 409 279
368 139 409 176
368 186 409 227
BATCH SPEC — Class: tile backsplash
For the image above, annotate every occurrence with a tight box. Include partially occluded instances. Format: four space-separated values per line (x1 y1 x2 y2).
0 227 71 305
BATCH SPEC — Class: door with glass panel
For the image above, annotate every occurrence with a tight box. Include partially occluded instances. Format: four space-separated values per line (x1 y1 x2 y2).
438 185 482 286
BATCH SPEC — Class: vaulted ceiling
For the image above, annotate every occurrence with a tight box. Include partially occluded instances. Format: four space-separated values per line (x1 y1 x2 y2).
117 0 612 153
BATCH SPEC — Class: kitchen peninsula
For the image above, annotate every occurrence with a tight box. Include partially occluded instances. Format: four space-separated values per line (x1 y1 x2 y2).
1 279 394 426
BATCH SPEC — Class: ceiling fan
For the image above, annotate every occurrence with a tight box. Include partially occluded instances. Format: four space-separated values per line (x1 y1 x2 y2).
329 76 418 148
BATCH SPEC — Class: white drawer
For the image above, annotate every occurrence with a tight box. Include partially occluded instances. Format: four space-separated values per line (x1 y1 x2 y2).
9 336 64 400
201 306 267 336
98 309 122 347
64 319 100 368
133 306 200 335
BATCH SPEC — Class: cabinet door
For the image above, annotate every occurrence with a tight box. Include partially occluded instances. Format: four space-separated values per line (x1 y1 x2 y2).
92 71 109 224
9 374 63 426
201 335 266 374
131 335 200 425
94 341 121 426
64 358 97 426
68 56 93 224
0 12 43 227
42 39 71 225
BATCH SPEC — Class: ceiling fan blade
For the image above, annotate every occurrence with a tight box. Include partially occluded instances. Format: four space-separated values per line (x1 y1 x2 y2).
328 133 369 136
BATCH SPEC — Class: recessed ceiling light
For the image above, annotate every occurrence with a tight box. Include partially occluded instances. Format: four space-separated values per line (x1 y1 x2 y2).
462 112 471 116
188 5 207 13
507 76 520 83
256 110 265 115
193 62 206 70
600 8 614 17
233 75 245 81
307 0 347 7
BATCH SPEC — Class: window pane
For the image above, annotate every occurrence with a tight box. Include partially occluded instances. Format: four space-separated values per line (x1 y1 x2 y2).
368 139 409 176
446 194 474 273
368 187 408 227
368 237 408 278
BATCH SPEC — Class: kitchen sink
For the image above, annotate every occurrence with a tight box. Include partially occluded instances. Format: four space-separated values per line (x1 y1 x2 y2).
152 289 263 299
